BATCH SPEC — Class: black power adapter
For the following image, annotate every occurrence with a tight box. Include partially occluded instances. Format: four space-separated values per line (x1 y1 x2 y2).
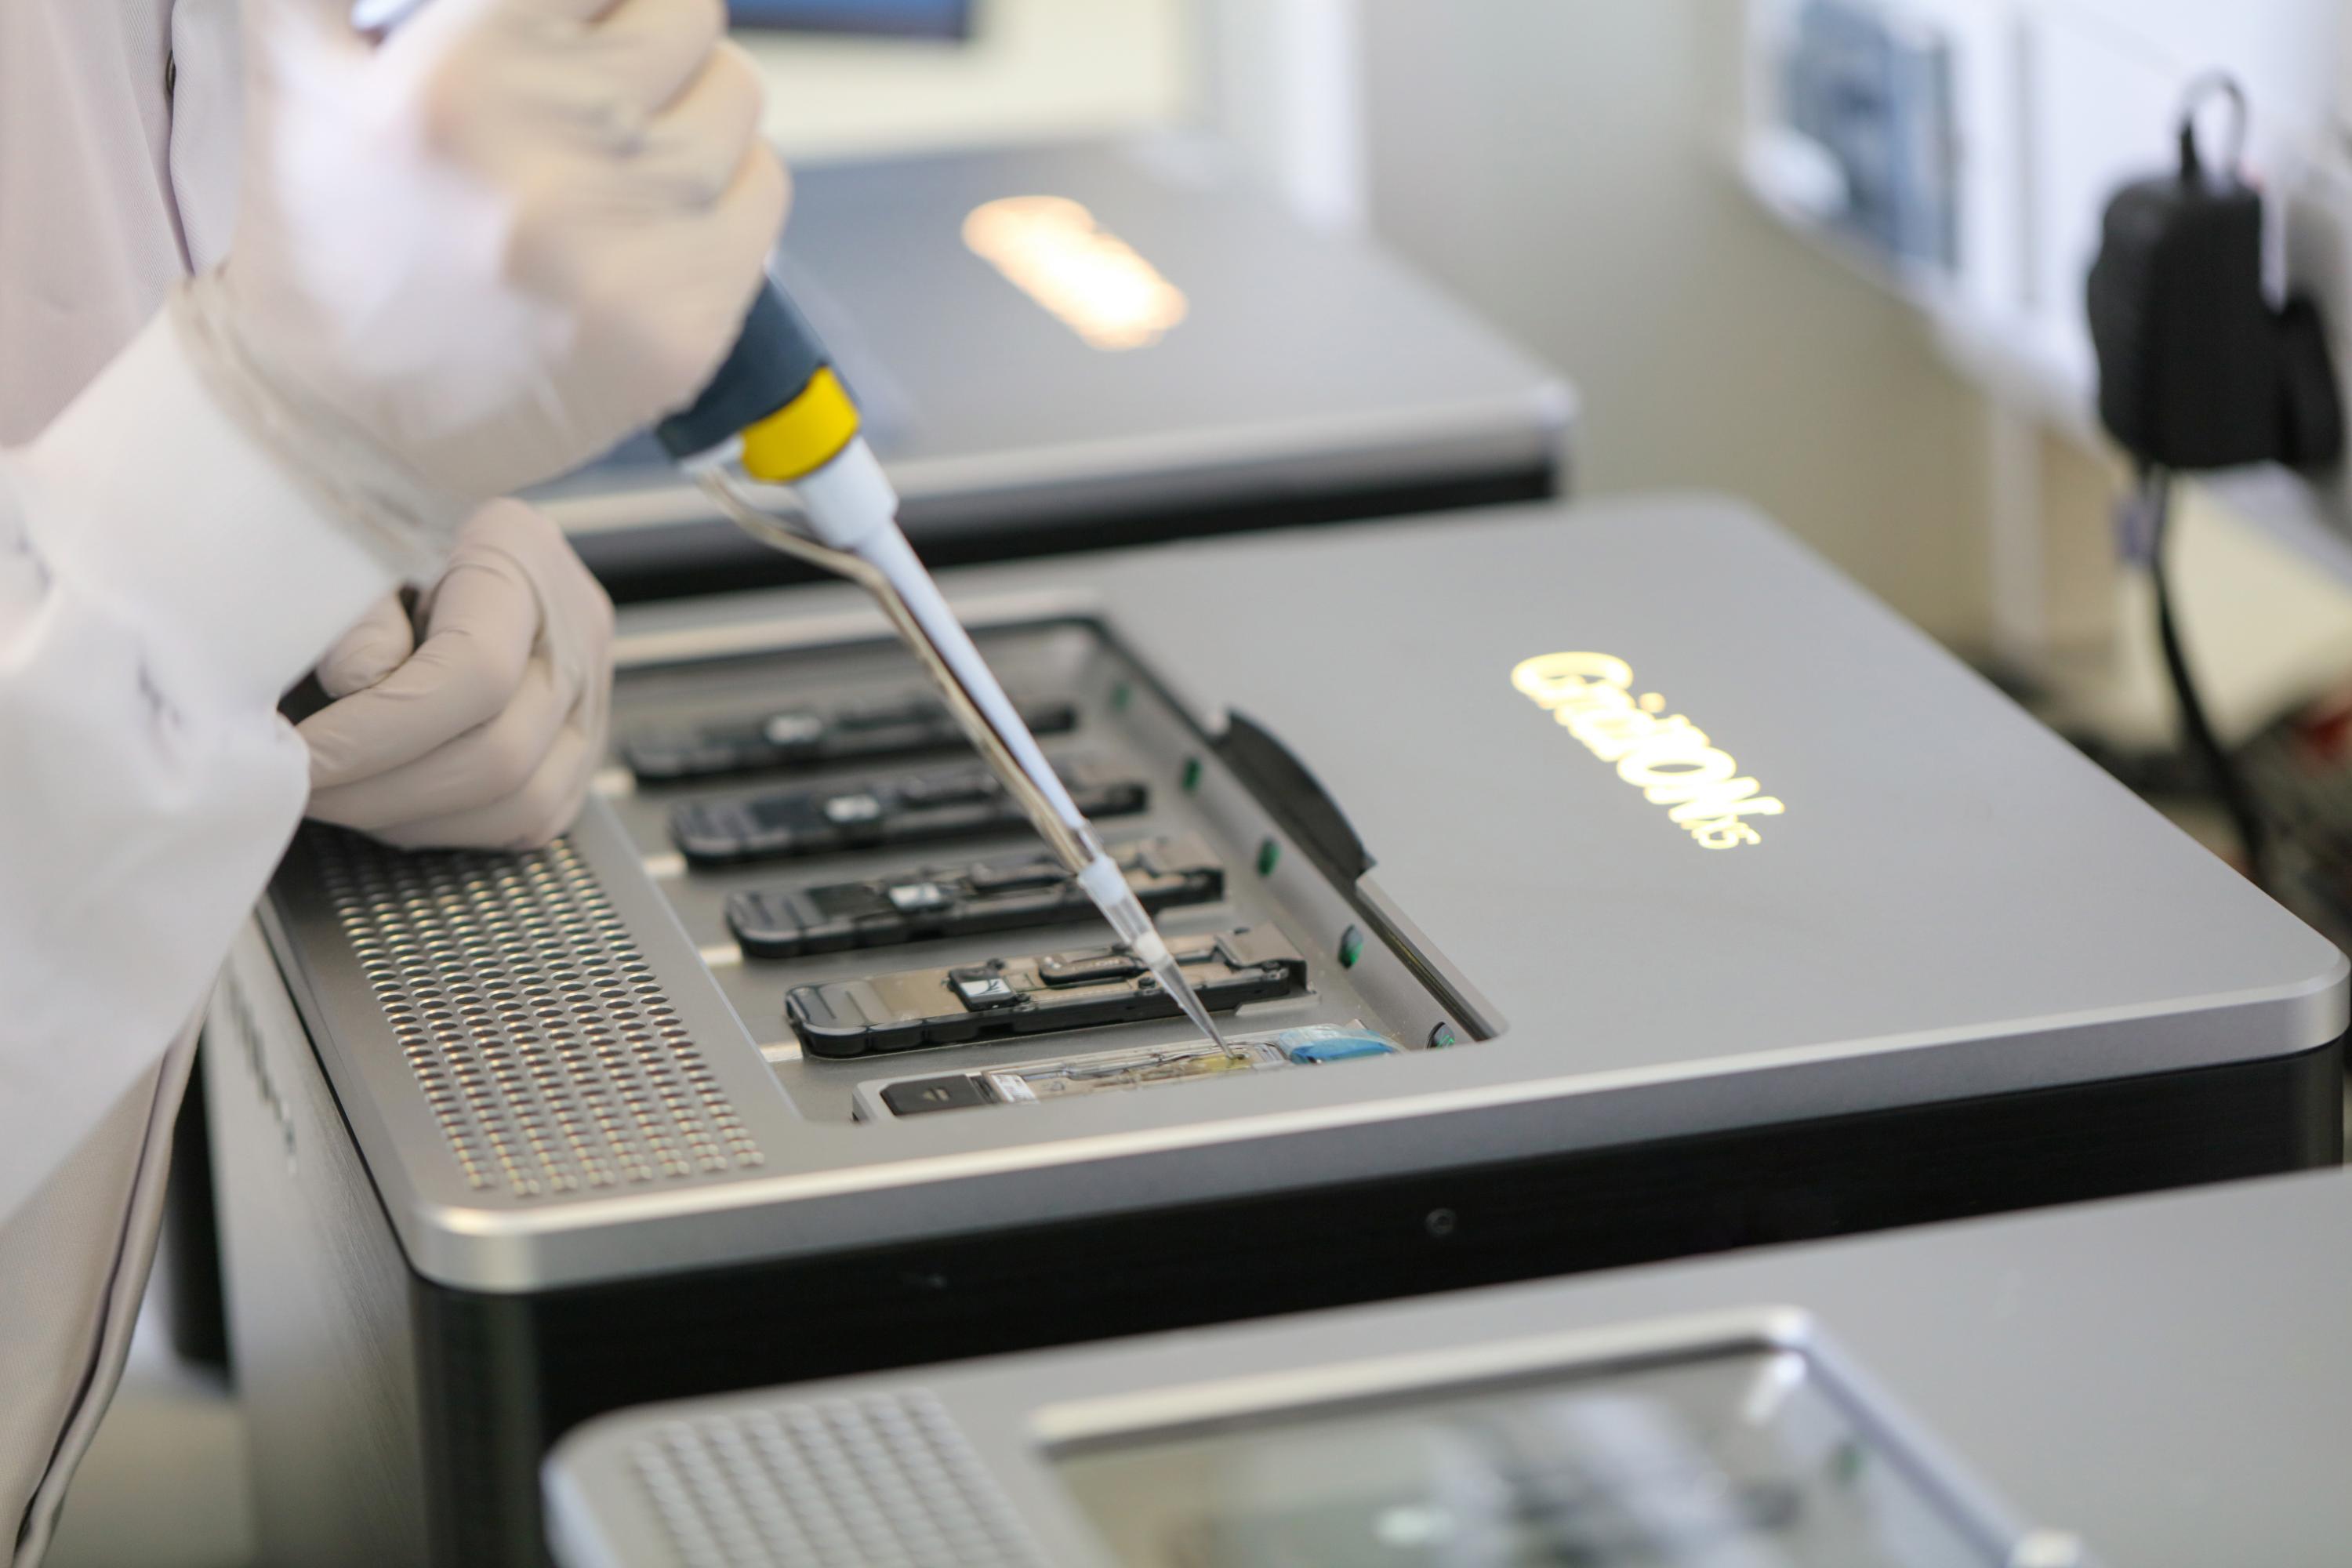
2085 75 2346 887
2088 78 2342 470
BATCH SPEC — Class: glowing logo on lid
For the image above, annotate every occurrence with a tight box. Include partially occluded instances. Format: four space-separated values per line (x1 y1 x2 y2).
962 196 1189 351
1512 652 1786 849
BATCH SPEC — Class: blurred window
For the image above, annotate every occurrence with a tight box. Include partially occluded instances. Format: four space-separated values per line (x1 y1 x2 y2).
730 0 973 38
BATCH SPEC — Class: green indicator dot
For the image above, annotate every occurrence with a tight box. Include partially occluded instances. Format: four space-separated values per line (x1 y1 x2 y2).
1110 682 1133 711
1428 1023 1459 1050
1831 1441 1866 1488
1338 926 1365 968
1255 839 1281 877
1180 757 1203 793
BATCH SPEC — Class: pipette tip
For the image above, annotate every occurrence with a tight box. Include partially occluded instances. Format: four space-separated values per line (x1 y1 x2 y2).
1083 860 1227 1049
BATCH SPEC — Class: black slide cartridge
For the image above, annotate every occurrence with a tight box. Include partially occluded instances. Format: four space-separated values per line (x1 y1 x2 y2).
787 927 1310 1058
671 760 1146 867
623 693 1077 784
726 835 1225 959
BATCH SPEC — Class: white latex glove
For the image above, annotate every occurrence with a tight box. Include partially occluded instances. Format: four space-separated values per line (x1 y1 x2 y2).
192 0 787 525
299 501 615 851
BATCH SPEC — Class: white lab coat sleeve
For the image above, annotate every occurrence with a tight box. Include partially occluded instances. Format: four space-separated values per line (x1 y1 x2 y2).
0 299 417 1556
0 303 401 1217
0 5 418 1559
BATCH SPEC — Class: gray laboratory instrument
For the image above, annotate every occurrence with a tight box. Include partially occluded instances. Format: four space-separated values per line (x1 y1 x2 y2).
550 1318 2074 1568
551 1168 2352 1568
531 139 1575 597
205 496 2343 1565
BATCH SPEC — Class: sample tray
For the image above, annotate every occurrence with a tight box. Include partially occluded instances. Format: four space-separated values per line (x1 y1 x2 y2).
601 620 1465 1124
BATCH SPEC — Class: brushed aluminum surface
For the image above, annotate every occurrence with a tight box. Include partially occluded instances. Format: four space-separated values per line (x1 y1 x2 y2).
544 1308 2050 1568
532 139 1573 553
550 1169 2352 1568
263 499 2349 1294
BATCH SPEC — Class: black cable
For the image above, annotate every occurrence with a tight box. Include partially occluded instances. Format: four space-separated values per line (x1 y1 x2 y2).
2143 463 2270 886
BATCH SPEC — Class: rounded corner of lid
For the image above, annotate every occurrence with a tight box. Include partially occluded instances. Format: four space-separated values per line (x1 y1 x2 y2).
1533 375 1582 428
1753 1305 1821 1351
394 1189 569 1293
2273 940 2352 1042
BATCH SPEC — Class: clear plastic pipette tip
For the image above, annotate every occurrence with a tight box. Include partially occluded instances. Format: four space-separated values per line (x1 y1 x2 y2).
1128 916 1230 1050
1080 854 1228 1047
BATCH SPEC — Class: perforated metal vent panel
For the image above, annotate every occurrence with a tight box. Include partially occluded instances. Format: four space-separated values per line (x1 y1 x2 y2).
628 1392 1047 1568
311 826 764 1196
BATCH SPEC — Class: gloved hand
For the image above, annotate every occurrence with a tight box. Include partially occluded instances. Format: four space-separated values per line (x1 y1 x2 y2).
299 502 615 851
198 0 787 514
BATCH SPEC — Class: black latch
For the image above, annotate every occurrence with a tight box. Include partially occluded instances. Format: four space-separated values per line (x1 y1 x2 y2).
1214 712 1373 890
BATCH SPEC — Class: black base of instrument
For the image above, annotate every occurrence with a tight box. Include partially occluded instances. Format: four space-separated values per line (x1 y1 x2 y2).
358 1037 2343 1564
578 467 1563 604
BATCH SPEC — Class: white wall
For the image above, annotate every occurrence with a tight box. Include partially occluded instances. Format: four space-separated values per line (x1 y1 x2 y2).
1358 0 1999 643
742 0 2033 644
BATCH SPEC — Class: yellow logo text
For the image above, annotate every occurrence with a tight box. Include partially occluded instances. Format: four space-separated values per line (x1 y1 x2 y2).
962 196 1189 352
1512 652 1785 849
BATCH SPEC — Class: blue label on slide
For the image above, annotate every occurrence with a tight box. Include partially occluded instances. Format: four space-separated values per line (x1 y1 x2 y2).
1279 1031 1400 1065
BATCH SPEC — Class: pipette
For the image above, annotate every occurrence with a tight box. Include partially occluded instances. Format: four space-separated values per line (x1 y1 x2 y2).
666 289 1228 1047
351 1 1230 1047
